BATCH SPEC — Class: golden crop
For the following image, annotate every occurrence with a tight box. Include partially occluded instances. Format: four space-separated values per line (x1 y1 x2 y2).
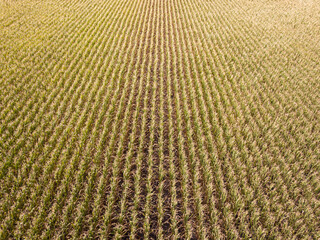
0 0 319 239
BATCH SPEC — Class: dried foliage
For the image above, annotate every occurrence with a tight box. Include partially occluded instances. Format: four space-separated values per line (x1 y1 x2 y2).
0 0 319 239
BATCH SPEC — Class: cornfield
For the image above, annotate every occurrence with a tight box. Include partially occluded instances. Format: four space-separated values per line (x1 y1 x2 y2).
0 0 319 239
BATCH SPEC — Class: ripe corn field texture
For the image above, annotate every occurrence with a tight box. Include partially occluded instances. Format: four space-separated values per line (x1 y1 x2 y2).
0 0 320 239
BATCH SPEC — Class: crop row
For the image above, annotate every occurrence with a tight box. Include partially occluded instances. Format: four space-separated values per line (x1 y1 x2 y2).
0 0 319 239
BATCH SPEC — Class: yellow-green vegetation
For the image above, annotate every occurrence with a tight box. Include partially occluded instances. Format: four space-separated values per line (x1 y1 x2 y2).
1 0 319 239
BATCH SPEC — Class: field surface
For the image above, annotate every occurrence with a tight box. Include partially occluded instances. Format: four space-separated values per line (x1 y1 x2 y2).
1 0 320 239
